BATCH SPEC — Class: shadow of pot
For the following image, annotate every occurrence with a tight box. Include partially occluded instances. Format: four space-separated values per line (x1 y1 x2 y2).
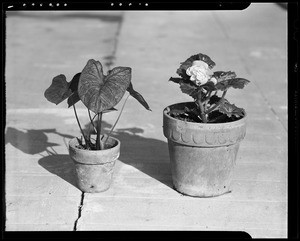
68 136 120 193
163 102 247 197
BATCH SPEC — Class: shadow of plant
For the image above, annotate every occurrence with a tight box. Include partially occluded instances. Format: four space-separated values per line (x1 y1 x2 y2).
5 121 172 189
38 154 78 189
5 127 74 155
84 121 173 188
5 127 77 188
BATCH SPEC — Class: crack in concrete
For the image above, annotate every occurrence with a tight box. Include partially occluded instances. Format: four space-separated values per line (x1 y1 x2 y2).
73 192 84 231
212 10 287 132
104 12 125 69
238 54 287 132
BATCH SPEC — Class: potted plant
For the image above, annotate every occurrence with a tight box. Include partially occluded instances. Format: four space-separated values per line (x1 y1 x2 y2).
163 53 250 197
44 59 150 193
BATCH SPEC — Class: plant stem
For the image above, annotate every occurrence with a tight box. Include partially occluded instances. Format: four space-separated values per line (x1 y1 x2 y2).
205 89 228 115
88 109 97 134
196 90 207 123
96 112 103 150
204 90 212 110
103 94 130 147
73 105 89 147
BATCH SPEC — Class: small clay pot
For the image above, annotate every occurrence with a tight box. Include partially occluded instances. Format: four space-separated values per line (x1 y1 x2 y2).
68 136 120 193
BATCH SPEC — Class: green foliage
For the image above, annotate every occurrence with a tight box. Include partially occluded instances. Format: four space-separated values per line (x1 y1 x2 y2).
208 95 221 105
44 74 73 105
44 59 151 150
213 71 237 81
169 53 250 123
78 59 132 113
179 81 198 98
127 82 152 111
218 99 245 118
201 81 217 92
215 78 250 91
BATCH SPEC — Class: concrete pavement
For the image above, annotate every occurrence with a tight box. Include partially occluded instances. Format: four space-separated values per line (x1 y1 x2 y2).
5 4 287 238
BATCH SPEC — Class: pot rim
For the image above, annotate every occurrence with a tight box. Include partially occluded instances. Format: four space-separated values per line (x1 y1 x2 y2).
163 101 247 127
69 135 120 153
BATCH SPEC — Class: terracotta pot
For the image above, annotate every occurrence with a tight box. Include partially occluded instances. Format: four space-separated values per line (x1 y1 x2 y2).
163 102 247 197
68 136 120 193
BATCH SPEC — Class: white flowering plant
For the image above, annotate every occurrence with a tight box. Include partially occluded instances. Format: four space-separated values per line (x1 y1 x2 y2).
169 53 250 123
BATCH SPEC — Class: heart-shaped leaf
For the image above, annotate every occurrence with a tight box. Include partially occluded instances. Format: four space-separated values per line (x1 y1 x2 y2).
45 72 82 106
68 72 81 92
44 74 73 105
67 91 80 107
127 82 151 111
67 72 81 107
78 59 131 113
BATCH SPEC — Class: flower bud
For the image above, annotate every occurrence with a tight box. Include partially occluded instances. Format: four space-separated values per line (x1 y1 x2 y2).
210 77 217 85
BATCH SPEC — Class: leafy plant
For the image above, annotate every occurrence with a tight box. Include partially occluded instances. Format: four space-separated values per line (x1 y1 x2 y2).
169 53 250 123
44 59 151 150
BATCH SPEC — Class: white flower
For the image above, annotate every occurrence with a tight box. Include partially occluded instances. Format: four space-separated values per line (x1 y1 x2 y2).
186 60 210 86
191 60 209 69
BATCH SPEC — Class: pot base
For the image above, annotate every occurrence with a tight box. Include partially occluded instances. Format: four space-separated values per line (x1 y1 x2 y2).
168 140 239 197
73 161 115 193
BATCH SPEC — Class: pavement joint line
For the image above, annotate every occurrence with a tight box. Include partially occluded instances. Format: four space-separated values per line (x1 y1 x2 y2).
73 192 84 231
104 12 124 69
246 77 287 132
75 223 286 229
212 12 230 40
208 10 287 133
83 196 286 203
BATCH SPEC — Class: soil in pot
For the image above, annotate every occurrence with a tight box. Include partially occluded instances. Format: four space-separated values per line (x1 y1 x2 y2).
168 102 243 124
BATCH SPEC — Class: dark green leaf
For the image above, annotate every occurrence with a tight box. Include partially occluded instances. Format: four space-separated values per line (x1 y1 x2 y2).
68 72 81 92
179 81 198 98
196 53 216 69
67 91 80 107
201 81 217 92
169 77 183 84
44 74 73 105
228 78 250 89
66 73 82 107
218 101 245 118
127 82 151 111
213 71 237 81
208 95 221 105
78 59 131 113
216 78 250 91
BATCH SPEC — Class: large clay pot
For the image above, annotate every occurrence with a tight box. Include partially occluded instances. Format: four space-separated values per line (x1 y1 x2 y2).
163 102 247 197
68 136 120 193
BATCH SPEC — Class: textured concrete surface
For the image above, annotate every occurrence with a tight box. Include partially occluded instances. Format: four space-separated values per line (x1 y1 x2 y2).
5 3 287 238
